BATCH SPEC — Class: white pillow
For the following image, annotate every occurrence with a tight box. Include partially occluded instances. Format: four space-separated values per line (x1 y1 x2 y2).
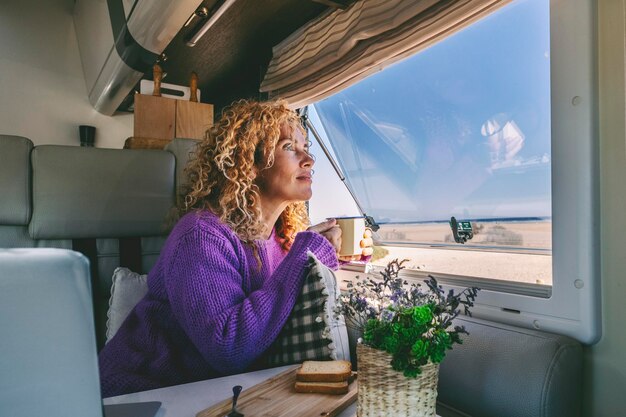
105 267 148 342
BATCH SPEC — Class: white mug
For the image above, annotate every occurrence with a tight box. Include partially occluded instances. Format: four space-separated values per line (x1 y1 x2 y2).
333 216 366 256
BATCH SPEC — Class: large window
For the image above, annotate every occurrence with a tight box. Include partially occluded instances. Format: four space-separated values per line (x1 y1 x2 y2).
308 0 600 344
312 0 551 287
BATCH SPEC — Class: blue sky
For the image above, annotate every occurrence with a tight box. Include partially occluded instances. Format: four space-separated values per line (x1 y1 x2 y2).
313 0 551 223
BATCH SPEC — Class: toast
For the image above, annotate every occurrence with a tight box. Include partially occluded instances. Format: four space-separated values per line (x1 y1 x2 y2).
295 360 352 382
294 381 349 395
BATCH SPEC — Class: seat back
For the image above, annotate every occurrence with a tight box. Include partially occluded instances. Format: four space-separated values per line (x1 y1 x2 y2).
0 248 103 417
29 145 175 348
437 316 583 417
29 145 175 239
165 138 199 203
0 135 35 247
0 135 178 348
0 135 175 347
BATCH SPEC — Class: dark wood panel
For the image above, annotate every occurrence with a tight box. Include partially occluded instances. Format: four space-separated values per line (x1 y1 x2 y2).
160 0 328 112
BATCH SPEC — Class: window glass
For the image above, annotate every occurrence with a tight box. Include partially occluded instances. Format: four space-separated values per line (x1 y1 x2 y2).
311 0 552 286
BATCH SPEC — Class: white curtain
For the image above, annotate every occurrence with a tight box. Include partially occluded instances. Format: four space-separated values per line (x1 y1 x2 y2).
260 0 513 108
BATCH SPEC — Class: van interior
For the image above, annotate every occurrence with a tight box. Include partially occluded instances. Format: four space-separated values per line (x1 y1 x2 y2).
1 0 625 416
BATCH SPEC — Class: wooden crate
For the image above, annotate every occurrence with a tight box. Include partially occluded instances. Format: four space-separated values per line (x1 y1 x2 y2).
134 94 176 140
123 137 173 150
175 100 213 140
133 94 214 147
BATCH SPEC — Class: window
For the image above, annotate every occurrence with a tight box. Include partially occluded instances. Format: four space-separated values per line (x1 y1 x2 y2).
308 0 600 344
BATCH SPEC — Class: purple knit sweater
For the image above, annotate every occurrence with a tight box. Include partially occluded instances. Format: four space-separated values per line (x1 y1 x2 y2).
99 210 338 397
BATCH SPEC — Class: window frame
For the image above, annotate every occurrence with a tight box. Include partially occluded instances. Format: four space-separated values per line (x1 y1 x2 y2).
309 0 600 344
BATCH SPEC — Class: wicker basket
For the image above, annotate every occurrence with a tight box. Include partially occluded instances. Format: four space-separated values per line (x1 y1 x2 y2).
357 344 439 417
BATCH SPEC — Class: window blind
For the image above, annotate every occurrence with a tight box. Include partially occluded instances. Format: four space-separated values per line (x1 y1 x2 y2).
260 0 512 108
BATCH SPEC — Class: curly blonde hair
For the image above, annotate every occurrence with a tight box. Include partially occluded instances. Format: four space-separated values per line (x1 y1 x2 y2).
181 99 310 253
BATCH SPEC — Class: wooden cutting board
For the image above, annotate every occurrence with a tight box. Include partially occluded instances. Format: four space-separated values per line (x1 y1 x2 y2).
196 365 357 417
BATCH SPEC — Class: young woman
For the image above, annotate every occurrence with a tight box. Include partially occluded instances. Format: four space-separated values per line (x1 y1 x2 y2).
98 99 371 397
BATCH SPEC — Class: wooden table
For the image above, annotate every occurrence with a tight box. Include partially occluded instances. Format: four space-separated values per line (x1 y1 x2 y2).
103 366 443 417
103 365 358 417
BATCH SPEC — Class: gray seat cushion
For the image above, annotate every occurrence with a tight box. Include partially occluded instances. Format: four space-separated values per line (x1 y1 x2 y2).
0 248 102 417
30 145 176 239
0 135 32 226
165 138 199 203
437 316 582 417
27 145 175 349
0 136 34 249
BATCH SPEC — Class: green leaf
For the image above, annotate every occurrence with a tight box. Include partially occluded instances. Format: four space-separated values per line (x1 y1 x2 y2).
411 339 428 359
412 305 434 325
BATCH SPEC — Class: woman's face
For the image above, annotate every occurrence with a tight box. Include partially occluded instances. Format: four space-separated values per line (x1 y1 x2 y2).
256 123 315 205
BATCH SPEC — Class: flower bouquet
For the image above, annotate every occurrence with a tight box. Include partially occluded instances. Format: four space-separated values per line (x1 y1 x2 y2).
334 259 479 417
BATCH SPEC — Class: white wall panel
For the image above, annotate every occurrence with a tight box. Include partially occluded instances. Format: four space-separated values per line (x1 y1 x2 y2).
0 0 132 148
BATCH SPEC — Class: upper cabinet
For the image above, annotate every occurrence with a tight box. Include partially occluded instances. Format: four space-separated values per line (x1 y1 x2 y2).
73 0 202 115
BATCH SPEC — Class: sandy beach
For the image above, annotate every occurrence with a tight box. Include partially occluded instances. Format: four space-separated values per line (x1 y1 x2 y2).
372 221 553 284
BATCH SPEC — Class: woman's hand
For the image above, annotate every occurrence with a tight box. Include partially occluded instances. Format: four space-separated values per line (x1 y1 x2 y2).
308 220 374 262
308 219 342 253
338 228 373 262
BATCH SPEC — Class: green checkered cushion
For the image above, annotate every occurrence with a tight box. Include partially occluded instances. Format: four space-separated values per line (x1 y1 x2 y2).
264 252 350 366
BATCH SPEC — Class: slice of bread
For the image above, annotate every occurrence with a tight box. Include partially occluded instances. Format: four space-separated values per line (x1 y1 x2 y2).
295 360 352 382
294 381 349 395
